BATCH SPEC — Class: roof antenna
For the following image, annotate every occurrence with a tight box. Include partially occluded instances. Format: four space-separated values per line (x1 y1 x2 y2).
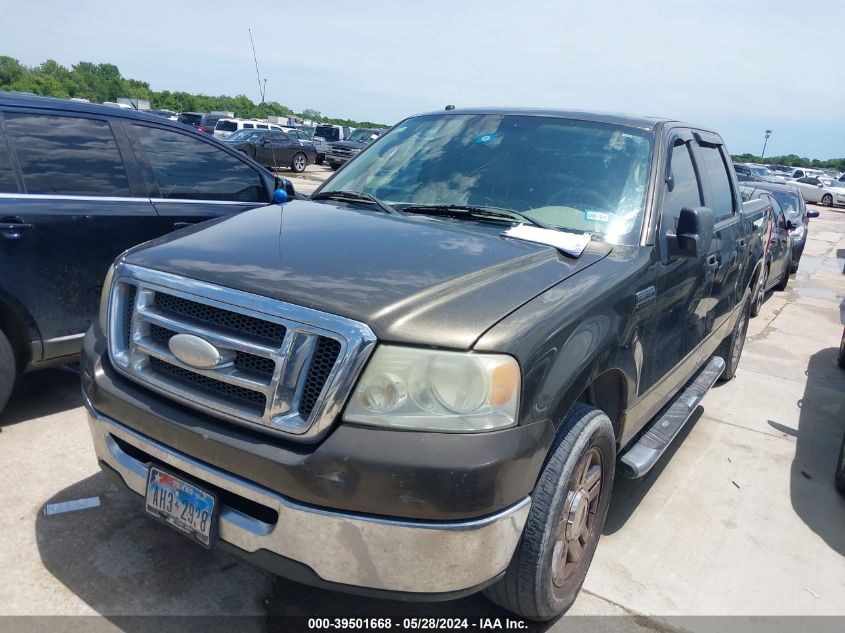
249 28 266 104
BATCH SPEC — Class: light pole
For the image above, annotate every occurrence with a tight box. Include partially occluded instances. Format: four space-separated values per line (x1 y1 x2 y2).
761 129 772 161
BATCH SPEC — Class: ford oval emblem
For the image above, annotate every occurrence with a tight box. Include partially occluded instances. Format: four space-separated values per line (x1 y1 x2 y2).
168 333 232 369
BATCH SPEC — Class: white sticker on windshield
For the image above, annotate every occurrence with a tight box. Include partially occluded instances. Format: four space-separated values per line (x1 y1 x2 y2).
585 211 610 223
502 225 591 257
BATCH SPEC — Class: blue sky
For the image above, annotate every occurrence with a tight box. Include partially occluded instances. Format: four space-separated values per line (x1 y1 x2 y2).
3 0 843 158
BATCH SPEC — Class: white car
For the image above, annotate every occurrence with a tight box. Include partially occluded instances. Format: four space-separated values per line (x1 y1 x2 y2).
213 118 285 139
790 176 845 206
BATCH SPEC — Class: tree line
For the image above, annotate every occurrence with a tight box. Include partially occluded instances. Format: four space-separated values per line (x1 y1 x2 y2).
0 56 386 128
731 153 845 172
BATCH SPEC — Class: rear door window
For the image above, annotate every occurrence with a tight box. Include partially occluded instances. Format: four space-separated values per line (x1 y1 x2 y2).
131 125 269 203
3 113 131 197
216 120 238 132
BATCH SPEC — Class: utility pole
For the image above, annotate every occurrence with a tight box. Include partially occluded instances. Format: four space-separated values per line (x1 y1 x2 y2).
249 28 265 105
761 129 772 161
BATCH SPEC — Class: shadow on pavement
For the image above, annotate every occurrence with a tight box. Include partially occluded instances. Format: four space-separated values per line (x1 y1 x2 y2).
788 346 845 557
602 407 703 535
0 368 82 428
35 472 271 632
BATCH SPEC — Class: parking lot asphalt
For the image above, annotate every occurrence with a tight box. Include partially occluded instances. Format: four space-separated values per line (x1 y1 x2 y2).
0 200 843 631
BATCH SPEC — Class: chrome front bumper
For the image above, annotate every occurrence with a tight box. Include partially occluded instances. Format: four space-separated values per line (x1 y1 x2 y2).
86 404 531 594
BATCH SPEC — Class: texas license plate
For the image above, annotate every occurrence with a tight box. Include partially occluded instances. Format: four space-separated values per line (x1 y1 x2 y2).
145 466 217 548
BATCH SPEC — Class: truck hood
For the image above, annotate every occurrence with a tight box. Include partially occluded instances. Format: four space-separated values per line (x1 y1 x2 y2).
330 140 368 150
124 200 611 349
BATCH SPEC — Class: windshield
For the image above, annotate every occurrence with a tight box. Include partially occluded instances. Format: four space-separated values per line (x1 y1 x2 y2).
178 113 201 125
348 129 380 142
769 190 802 219
750 166 768 176
320 114 653 245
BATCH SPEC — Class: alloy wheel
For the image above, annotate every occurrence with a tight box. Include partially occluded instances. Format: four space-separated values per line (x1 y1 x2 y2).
551 447 603 589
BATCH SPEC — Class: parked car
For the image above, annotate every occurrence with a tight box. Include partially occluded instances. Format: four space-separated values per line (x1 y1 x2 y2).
734 163 766 183
836 299 845 494
739 186 794 312
176 111 203 129
791 167 825 180
819 178 845 207
225 129 316 172
284 127 328 165
790 176 842 206
146 109 178 121
0 93 293 415
197 112 232 135
739 182 817 272
313 123 352 143
326 127 385 170
83 108 761 620
213 118 285 139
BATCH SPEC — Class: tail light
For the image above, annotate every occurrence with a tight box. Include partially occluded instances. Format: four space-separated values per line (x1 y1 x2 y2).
198 126 205 133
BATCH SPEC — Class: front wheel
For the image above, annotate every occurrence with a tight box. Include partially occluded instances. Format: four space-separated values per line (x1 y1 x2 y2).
0 329 16 416
483 403 615 621
291 153 307 173
822 194 833 207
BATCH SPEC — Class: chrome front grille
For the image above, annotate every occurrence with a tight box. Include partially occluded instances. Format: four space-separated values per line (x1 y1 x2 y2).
107 263 376 442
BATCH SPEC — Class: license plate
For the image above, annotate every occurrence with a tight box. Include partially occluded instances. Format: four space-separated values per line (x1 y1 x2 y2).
145 466 217 548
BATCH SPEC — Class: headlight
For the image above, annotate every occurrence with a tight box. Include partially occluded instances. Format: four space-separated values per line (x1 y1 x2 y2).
343 345 520 432
98 263 116 333
790 225 806 241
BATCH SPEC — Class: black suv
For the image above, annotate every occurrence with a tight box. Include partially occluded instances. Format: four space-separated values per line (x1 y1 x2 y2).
0 93 286 414
326 127 385 170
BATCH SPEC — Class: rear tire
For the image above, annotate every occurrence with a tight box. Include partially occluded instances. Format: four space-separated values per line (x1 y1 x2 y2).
0 329 16 416
822 194 833 207
717 295 750 382
750 265 768 318
774 262 790 291
483 403 615 621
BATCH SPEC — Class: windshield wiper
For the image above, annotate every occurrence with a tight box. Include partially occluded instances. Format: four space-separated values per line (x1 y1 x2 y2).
311 190 401 216
400 204 556 230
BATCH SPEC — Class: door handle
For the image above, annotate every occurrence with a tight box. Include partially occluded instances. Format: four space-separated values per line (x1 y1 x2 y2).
173 220 204 229
736 238 746 249
0 217 33 240
705 254 720 268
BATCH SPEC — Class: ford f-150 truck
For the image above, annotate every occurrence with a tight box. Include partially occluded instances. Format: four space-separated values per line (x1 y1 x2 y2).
82 109 763 620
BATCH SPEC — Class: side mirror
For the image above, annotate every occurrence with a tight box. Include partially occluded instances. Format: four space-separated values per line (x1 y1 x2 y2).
274 176 297 202
666 206 715 259
818 183 824 188
807 210 820 218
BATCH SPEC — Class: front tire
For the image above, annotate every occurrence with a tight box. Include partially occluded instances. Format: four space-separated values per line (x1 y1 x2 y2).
291 152 307 173
483 403 615 621
822 194 833 207
716 295 750 382
0 329 16 416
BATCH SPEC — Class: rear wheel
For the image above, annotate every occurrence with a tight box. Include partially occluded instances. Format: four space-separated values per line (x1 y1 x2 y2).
483 403 615 621
717 295 750 382
291 153 307 173
774 261 790 291
751 265 768 318
0 329 16 416
822 194 833 207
